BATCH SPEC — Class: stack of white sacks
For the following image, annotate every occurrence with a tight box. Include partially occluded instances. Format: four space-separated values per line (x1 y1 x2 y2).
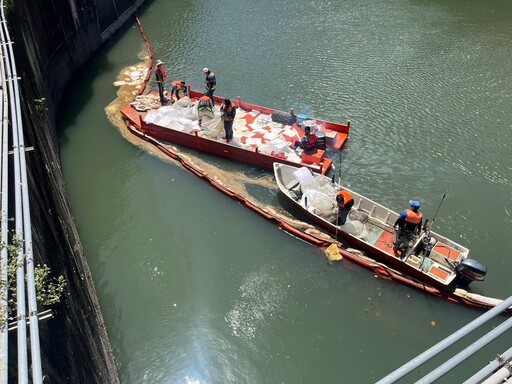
141 98 304 163
143 97 199 133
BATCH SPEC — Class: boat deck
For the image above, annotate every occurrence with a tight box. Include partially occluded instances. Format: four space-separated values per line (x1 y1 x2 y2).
122 103 348 152
359 216 457 285
121 92 350 174
239 110 348 151
122 105 333 172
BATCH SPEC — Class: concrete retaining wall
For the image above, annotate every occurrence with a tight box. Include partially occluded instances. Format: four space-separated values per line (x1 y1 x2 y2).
6 0 149 381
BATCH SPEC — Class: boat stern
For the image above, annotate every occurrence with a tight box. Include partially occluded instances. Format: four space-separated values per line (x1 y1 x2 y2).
455 258 487 285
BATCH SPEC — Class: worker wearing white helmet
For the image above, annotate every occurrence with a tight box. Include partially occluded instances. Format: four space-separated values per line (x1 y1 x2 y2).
155 60 167 105
202 67 216 104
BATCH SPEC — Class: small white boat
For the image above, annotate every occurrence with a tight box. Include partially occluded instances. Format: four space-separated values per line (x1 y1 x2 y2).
273 162 487 291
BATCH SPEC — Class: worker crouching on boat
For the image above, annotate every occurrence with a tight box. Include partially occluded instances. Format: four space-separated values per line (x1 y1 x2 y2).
220 98 236 143
197 93 214 126
336 189 354 225
393 200 423 258
171 80 187 101
292 126 317 152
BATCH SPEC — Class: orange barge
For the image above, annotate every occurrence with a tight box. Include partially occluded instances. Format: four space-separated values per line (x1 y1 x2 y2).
122 16 510 312
121 88 350 175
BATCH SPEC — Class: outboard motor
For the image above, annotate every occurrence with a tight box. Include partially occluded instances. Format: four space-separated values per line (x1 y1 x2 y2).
456 258 487 286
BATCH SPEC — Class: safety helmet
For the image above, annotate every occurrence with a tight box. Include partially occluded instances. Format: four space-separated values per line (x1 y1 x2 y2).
409 200 421 209
156 60 164 66
203 67 209 73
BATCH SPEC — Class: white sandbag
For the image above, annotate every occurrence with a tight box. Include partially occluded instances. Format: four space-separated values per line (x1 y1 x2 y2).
263 131 280 141
305 176 338 196
269 138 291 152
255 114 272 125
143 110 162 124
257 144 274 155
282 128 298 139
302 119 316 128
176 97 191 107
300 189 337 220
285 151 302 163
245 137 263 146
343 221 365 237
201 116 223 137
158 105 174 113
293 167 315 187
183 104 198 120
234 120 248 132
158 116 177 128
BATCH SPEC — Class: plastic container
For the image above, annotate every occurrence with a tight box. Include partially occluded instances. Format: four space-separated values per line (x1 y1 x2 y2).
296 114 309 125
301 149 325 165
302 119 316 128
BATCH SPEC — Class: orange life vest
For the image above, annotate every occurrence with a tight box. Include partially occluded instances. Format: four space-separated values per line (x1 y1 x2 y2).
336 190 354 208
405 209 423 224
301 132 317 150
221 104 236 121
156 65 167 82
198 95 213 110
172 80 185 90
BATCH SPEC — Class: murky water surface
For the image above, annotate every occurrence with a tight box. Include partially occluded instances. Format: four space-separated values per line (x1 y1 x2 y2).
58 0 512 382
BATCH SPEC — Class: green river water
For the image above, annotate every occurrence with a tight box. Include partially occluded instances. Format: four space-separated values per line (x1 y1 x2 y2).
58 0 512 383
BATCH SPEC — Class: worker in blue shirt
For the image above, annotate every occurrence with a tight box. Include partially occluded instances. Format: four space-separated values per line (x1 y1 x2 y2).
393 200 423 257
203 67 216 104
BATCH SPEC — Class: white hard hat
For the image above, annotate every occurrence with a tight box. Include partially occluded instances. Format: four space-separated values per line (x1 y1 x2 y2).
202 67 209 73
156 60 164 66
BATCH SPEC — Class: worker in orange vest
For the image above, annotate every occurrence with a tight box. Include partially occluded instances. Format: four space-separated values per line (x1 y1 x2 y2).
171 80 187 101
197 94 214 126
393 200 423 257
220 98 236 142
154 60 167 105
336 189 354 225
292 126 317 152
